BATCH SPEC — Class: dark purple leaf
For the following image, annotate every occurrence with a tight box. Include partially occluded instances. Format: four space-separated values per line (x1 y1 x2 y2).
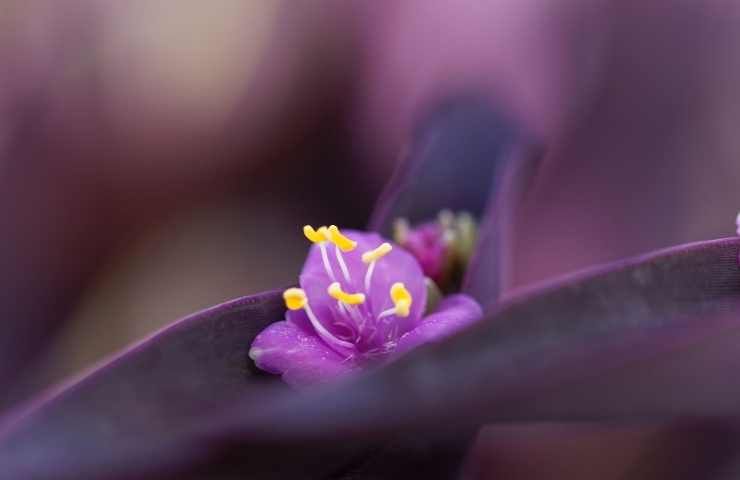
510 0 740 288
463 421 740 480
0 289 471 479
7 239 740 477
619 421 740 480
216 238 740 441
368 97 525 234
362 98 535 478
322 433 475 480
367 97 540 307
462 144 541 308
0 291 352 479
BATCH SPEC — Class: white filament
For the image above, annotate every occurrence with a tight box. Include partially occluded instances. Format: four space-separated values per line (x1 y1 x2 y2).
304 302 354 351
337 301 364 329
364 260 377 294
319 243 336 281
334 245 351 282
377 307 397 320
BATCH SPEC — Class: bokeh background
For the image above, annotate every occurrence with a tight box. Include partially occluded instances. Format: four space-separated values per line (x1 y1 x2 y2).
4 1 740 477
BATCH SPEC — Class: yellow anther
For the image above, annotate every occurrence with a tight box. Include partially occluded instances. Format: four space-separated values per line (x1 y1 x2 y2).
303 225 329 244
390 282 411 304
362 242 392 264
327 282 366 305
390 282 412 317
327 225 357 252
283 288 307 310
318 225 330 238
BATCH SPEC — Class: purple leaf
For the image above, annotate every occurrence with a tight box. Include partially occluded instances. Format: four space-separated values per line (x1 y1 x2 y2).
220 237 740 441
462 144 541 307
509 1 740 289
362 98 531 477
0 289 470 479
8 238 740 477
367 98 540 305
368 98 524 235
464 421 740 480
0 291 359 479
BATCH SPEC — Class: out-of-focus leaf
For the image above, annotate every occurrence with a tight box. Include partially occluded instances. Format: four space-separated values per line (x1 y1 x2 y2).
368 98 524 234
222 238 740 440
0 290 471 480
462 144 541 307
0 291 354 479
325 433 474 480
0 286 480 480
510 0 740 288
368 97 540 306
362 98 536 479
462 421 740 480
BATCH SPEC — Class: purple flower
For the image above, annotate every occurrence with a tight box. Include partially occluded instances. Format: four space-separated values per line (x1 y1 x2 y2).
250 226 482 386
395 218 449 281
393 211 477 290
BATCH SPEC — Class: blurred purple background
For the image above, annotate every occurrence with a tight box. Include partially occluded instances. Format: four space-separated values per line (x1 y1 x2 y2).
4 0 740 476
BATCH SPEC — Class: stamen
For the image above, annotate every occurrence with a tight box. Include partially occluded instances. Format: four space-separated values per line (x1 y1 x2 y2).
338 301 366 330
386 324 400 341
376 282 413 319
442 229 456 245
394 299 411 317
304 302 355 350
362 243 392 264
456 211 477 262
283 288 308 310
393 218 410 244
303 225 337 280
328 282 366 305
327 225 357 252
334 244 351 282
282 288 354 351
319 243 337 281
303 225 328 244
337 301 347 314
364 261 376 293
390 282 412 317
321 226 354 282
438 209 454 228
362 242 392 292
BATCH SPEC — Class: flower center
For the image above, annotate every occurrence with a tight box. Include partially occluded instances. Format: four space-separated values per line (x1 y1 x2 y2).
283 225 414 360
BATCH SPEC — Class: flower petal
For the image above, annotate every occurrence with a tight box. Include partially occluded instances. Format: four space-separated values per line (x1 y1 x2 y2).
394 294 482 357
251 320 355 387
